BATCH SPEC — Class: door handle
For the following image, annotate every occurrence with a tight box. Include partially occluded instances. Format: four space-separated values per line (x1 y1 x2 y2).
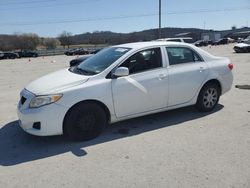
199 67 206 72
158 74 167 80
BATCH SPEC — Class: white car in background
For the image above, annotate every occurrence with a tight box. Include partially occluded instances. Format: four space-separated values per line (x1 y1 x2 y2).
157 37 194 43
17 41 233 141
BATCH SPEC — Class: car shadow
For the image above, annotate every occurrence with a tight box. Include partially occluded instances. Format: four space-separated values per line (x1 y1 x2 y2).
0 105 223 166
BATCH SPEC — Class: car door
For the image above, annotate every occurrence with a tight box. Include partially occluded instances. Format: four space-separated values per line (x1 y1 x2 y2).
166 46 208 106
111 47 168 118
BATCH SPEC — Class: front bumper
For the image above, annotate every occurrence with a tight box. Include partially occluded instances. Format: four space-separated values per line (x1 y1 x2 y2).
17 89 68 136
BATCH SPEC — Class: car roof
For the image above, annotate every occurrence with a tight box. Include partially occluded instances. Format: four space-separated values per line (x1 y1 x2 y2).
115 41 221 62
157 37 192 40
114 41 194 50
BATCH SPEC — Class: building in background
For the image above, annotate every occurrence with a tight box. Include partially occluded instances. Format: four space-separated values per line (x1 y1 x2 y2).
201 27 250 41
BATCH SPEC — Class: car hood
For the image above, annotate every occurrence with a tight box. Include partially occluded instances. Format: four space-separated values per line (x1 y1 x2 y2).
25 68 89 95
235 43 250 48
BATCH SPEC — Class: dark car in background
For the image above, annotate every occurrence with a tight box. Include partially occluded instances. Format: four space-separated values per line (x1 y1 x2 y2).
64 49 75 56
0 51 4 59
89 48 102 54
194 40 208 47
65 48 89 56
69 48 103 67
213 38 228 45
69 54 93 67
17 51 38 58
0 52 19 59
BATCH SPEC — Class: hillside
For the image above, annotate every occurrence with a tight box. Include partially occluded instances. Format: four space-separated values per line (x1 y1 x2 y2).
70 27 207 45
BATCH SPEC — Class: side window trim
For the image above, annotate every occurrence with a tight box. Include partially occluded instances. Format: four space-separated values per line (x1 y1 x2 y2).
191 47 204 62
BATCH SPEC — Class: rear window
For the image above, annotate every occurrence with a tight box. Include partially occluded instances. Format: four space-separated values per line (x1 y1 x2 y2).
166 47 203 65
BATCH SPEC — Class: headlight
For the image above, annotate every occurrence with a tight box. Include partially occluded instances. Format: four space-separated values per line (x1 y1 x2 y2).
29 94 63 108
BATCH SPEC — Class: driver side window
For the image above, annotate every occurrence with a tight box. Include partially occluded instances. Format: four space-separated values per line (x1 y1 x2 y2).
120 48 162 74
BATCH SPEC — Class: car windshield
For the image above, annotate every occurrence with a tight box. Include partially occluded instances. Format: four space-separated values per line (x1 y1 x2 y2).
76 47 131 75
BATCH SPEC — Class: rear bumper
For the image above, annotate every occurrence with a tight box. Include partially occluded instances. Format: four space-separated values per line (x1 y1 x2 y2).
220 72 233 95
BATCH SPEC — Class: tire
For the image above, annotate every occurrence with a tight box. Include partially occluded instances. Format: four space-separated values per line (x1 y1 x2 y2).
196 83 220 112
64 102 107 141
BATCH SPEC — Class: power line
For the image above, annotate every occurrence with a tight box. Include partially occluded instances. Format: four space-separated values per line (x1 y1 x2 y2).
0 0 101 10
166 7 250 14
0 0 56 6
1 7 250 26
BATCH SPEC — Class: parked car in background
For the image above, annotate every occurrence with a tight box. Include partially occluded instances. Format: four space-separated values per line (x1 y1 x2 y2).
69 48 103 67
213 38 228 45
237 38 244 43
74 48 89 55
206 40 214 45
0 52 19 59
89 48 103 54
227 38 235 43
17 51 38 58
157 37 194 44
65 48 89 56
64 49 75 56
194 40 215 47
17 41 233 141
0 51 4 58
69 54 93 67
234 39 250 53
194 40 208 47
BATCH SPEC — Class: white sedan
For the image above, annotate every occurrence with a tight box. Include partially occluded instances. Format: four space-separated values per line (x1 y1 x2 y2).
17 41 233 141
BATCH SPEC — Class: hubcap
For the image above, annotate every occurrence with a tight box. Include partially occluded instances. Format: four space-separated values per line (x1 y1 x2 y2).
203 88 218 108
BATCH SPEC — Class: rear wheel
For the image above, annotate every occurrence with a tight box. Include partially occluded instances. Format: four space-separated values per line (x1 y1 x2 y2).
196 83 220 112
64 102 107 141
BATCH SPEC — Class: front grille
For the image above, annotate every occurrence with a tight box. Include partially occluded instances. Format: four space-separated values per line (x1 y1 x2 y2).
20 96 27 105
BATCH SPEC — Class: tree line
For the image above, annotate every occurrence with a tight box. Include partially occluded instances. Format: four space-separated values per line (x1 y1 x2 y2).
0 33 62 51
0 27 208 51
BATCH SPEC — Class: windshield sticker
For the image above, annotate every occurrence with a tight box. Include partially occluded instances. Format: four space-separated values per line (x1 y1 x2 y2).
115 48 128 53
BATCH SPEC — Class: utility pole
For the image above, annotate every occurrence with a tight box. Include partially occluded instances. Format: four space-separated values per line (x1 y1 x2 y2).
159 0 161 39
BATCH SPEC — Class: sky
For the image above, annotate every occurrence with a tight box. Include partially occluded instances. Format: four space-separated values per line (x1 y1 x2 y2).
0 0 250 37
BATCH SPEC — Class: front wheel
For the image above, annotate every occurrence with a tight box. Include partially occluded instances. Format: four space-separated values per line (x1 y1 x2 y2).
196 83 220 112
64 102 107 141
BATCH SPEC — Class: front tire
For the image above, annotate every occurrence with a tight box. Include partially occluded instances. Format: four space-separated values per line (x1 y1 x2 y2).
196 83 220 112
64 102 107 141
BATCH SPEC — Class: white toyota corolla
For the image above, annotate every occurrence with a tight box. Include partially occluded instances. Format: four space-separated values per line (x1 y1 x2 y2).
18 41 233 140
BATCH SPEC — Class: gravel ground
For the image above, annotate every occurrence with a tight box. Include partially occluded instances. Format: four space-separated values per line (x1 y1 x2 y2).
0 44 250 188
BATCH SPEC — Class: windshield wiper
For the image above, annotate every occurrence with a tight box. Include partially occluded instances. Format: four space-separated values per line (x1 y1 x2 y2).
75 66 96 75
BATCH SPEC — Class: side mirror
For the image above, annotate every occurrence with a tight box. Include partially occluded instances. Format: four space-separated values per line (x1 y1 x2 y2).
113 67 129 78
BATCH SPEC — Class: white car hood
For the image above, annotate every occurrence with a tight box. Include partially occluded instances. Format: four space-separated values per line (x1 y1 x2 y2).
25 68 89 95
235 43 250 48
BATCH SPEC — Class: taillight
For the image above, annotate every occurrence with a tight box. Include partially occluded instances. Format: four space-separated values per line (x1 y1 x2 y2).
228 63 233 70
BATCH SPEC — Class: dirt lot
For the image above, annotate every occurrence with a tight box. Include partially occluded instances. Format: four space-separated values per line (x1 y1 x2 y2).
0 44 250 188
